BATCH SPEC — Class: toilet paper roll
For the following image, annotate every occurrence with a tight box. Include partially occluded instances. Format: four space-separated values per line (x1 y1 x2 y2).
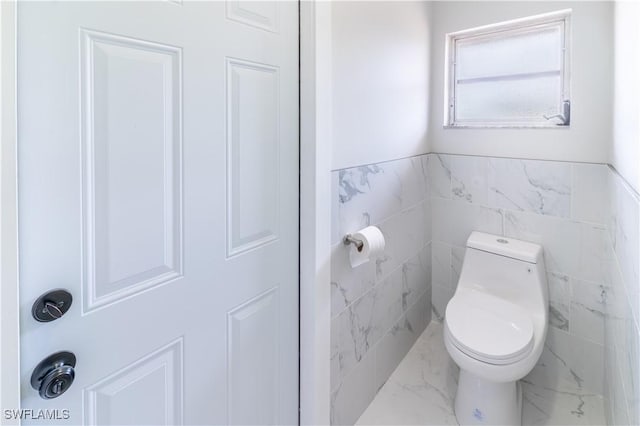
349 226 386 268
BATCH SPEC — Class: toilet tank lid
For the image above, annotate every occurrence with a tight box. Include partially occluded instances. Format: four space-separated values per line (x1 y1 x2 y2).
466 232 542 264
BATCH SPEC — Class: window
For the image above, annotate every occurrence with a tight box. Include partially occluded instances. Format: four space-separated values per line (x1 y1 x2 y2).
445 10 571 128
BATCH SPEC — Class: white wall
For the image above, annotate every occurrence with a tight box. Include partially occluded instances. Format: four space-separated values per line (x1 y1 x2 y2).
611 1 640 193
429 1 613 164
331 1 431 171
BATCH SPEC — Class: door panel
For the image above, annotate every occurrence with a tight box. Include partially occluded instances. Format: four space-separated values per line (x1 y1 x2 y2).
17 2 299 425
81 29 184 310
84 339 183 425
227 57 280 256
226 1 279 33
227 288 279 425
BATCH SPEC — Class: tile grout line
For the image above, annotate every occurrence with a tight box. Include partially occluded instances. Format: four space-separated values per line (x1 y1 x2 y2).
330 240 433 321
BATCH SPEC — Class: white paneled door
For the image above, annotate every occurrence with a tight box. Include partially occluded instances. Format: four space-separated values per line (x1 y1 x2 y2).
17 2 299 424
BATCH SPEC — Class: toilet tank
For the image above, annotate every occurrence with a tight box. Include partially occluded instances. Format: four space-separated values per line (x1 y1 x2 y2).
457 232 548 315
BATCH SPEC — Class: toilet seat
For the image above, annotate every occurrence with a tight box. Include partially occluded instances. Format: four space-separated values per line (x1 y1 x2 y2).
445 288 534 365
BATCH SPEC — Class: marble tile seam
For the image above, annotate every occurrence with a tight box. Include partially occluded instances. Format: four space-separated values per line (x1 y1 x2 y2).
330 241 433 321
329 289 432 395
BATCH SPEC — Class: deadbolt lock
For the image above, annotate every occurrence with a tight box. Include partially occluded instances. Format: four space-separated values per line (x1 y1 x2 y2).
32 289 72 322
31 351 76 399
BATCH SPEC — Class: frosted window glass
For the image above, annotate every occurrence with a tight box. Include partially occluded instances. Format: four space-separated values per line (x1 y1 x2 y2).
456 26 562 80
456 75 561 121
448 17 568 127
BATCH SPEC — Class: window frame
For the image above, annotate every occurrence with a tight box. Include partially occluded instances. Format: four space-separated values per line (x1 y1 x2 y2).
444 9 572 128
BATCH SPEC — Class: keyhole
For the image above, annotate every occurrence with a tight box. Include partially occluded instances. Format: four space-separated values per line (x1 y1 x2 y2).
52 380 65 395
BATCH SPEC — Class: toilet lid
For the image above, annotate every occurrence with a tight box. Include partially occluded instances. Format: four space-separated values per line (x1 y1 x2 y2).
445 288 534 365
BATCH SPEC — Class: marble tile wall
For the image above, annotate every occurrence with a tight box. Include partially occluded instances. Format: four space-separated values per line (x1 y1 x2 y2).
429 154 613 418
604 168 640 426
330 156 432 425
330 153 637 425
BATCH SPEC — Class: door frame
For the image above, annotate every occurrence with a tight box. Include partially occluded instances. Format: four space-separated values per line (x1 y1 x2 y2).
0 1 332 424
299 1 332 424
0 1 20 424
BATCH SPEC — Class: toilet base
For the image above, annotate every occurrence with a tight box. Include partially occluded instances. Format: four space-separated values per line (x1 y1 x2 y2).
454 369 522 425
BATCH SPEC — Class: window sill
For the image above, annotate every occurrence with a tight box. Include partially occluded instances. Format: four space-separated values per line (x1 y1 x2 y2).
443 124 570 129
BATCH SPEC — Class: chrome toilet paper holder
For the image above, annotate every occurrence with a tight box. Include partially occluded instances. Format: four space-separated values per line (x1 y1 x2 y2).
343 234 364 252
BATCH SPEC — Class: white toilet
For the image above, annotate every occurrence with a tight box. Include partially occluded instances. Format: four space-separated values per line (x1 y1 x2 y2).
443 232 548 426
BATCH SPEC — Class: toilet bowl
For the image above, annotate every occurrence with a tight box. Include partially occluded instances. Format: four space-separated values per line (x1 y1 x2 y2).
443 232 548 425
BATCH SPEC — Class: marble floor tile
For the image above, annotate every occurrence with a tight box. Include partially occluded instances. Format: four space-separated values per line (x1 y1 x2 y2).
522 382 606 426
356 322 458 426
356 322 606 426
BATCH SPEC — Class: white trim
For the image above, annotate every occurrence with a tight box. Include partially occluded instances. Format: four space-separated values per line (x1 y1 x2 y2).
446 9 572 39
0 1 21 424
561 10 572 107
299 1 332 424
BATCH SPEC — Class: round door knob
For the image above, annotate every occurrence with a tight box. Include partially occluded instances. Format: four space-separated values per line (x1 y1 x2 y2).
31 351 76 399
39 366 75 399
